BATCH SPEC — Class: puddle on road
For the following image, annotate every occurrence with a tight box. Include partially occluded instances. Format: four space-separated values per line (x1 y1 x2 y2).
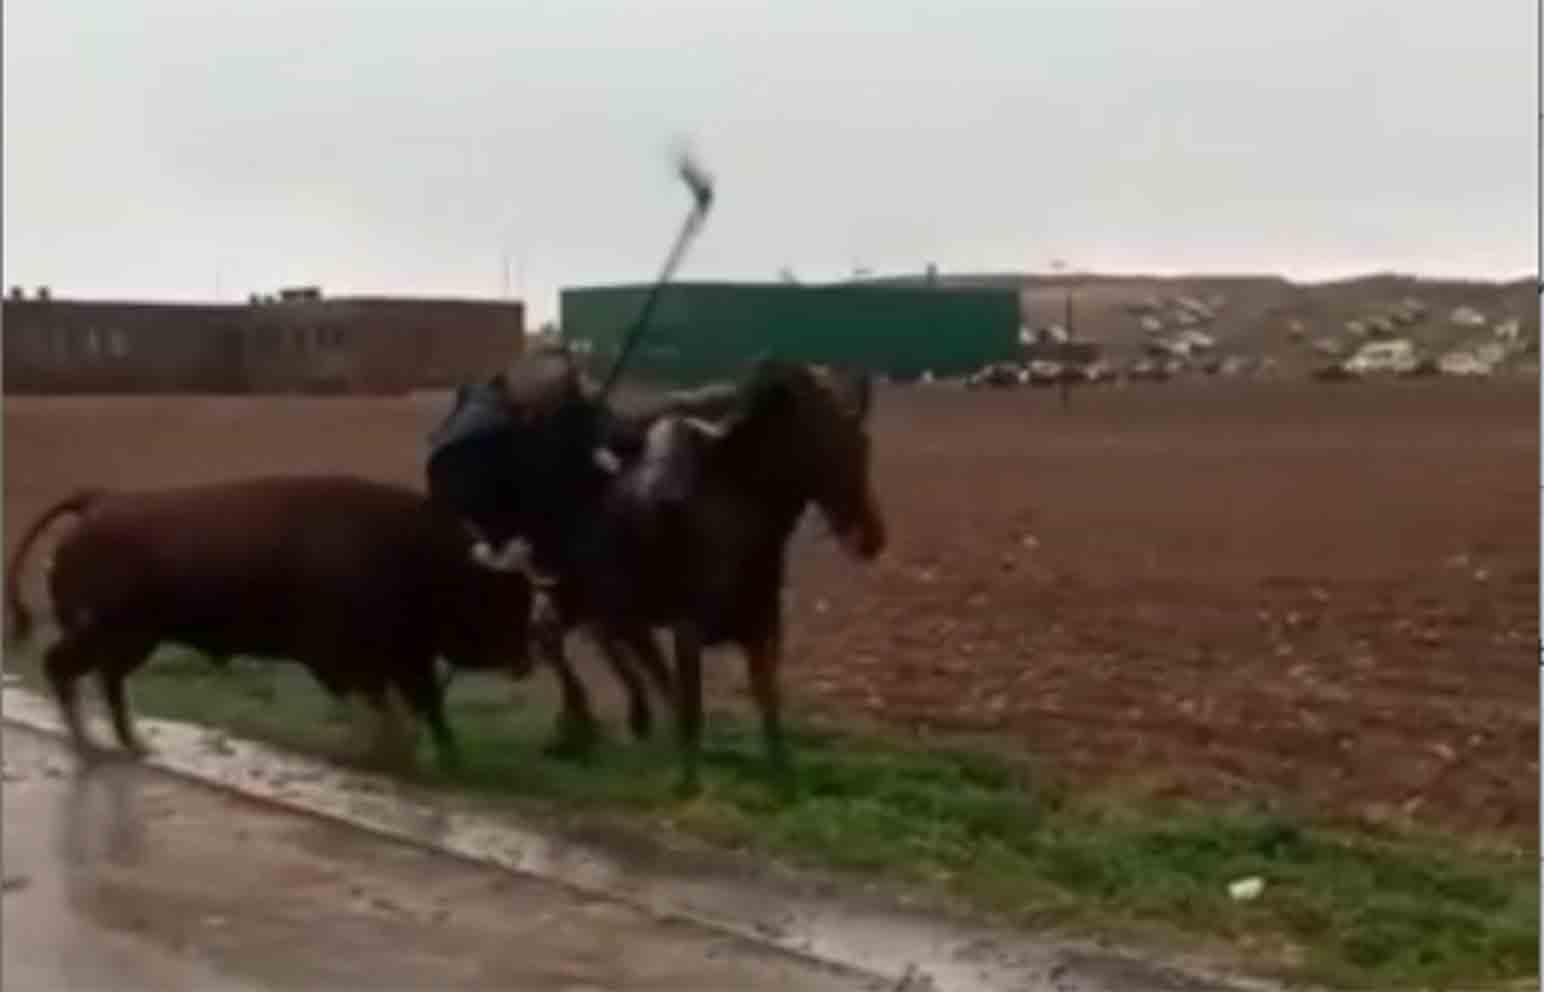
3 687 1272 992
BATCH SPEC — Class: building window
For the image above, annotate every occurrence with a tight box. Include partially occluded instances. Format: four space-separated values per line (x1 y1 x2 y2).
83 329 102 361
107 329 130 358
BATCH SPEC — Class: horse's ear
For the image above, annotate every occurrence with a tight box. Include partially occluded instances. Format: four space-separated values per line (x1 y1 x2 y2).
853 370 873 422
683 417 730 440
810 363 871 422
731 360 796 428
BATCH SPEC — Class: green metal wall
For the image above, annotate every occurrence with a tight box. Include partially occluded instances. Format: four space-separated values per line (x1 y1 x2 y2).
560 282 1019 386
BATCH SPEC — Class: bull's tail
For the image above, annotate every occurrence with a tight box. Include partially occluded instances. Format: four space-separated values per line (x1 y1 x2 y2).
5 489 103 646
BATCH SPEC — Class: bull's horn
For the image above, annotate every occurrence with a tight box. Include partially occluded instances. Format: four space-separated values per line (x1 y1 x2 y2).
593 448 623 474
471 538 533 574
683 417 729 439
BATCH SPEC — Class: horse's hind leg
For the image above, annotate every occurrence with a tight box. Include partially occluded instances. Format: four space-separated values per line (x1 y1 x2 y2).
671 622 706 797
620 627 674 703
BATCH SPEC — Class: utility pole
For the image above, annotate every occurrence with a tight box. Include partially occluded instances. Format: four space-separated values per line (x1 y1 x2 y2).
1059 262 1075 410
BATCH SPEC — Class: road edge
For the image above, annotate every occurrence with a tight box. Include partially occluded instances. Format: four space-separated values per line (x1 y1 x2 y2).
3 685 1285 992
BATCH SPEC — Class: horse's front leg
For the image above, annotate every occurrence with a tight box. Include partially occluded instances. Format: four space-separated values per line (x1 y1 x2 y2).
671 621 705 796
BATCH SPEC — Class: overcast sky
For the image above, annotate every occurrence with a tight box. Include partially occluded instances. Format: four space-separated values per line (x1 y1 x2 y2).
4 0 1535 324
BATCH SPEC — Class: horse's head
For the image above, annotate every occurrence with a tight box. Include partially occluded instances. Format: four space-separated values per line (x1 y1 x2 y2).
720 359 886 561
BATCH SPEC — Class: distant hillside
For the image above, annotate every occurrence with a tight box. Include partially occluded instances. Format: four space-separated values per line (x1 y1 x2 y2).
855 272 1538 374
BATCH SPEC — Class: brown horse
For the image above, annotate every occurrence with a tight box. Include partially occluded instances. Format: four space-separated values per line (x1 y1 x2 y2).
559 359 886 793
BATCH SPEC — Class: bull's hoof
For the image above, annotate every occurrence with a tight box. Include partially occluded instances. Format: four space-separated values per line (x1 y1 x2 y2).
542 708 598 762
768 768 798 803
433 748 463 777
541 728 596 762
627 706 653 742
672 775 702 800
362 750 416 775
360 733 418 774
71 741 114 769
93 746 149 768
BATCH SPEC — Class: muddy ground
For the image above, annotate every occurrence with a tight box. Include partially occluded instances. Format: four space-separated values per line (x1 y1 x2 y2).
1 725 880 991
5 378 1536 840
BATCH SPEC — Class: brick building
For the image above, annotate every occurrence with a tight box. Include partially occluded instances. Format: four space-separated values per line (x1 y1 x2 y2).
1 288 524 395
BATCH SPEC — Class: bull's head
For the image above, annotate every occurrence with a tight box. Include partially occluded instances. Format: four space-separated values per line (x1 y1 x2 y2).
444 551 538 680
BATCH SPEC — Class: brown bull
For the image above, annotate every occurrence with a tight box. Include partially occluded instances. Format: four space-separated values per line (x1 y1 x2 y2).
4 475 534 769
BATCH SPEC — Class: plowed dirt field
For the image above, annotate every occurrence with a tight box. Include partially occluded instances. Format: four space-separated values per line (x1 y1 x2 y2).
6 379 1535 839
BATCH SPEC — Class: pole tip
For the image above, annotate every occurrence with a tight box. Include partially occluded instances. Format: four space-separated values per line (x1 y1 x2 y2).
671 141 715 211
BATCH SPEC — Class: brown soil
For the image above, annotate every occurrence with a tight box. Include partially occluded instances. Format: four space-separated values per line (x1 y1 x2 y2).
5 380 1536 840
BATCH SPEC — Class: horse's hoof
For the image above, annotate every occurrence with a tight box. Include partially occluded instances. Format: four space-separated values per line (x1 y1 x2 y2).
627 710 652 742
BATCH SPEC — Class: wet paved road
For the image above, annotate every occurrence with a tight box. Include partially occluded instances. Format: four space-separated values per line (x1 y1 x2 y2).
1 726 881 991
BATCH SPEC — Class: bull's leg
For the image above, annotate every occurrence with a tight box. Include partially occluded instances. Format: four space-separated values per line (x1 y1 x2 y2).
356 690 388 763
361 684 418 773
317 664 358 731
744 626 794 796
326 695 353 725
671 623 705 797
96 636 156 757
335 693 367 750
394 661 459 774
593 632 653 741
43 633 103 757
383 686 420 770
